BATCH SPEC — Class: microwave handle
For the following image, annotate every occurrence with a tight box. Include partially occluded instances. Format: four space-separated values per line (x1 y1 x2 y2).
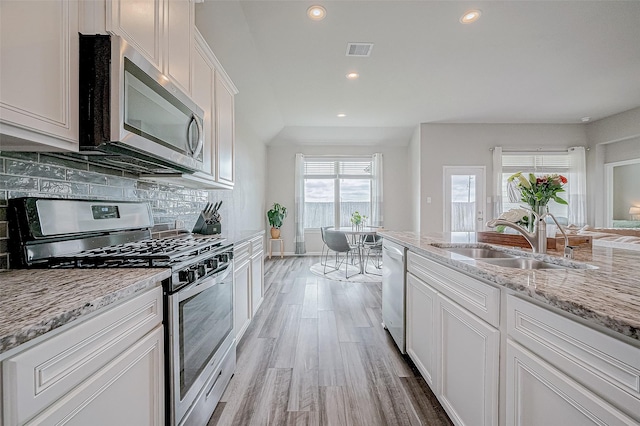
188 114 204 158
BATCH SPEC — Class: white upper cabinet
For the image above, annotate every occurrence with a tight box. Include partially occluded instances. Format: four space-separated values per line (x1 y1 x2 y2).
215 73 235 187
106 0 163 70
106 0 192 95
165 0 194 95
0 0 79 151
192 30 216 176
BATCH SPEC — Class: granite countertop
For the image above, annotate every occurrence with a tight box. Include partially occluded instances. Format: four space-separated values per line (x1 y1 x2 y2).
161 229 265 245
222 229 265 245
378 231 640 342
0 268 171 356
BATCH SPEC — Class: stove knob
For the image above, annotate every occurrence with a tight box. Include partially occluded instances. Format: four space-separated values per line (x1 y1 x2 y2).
206 258 218 269
198 264 206 277
218 254 228 263
178 270 190 283
187 269 197 283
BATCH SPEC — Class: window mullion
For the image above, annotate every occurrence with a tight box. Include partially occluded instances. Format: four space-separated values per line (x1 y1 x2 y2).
334 171 340 227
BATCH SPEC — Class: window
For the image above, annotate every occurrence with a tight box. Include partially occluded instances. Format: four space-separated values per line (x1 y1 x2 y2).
303 158 372 229
500 153 570 220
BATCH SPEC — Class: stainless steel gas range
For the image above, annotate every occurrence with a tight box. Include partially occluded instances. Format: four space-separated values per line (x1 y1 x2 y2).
8 197 236 426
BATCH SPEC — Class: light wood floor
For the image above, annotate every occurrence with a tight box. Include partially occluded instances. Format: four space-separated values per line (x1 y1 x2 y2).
208 256 453 426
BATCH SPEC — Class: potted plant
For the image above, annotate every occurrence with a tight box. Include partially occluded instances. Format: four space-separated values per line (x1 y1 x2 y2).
350 211 367 231
266 203 288 239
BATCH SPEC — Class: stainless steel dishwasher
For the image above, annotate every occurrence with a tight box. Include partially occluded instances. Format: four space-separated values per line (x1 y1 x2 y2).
382 239 407 353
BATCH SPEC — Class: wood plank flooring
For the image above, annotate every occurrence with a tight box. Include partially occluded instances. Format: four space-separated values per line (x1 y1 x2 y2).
208 256 453 426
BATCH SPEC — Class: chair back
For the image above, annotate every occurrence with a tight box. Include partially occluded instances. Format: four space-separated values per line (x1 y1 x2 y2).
363 234 382 246
320 226 331 244
324 230 352 253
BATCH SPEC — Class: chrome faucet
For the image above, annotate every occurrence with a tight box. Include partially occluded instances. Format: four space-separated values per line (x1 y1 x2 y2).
486 208 574 258
487 210 548 253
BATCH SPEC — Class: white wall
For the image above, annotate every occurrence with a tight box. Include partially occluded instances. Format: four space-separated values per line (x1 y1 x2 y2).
209 116 266 236
419 123 588 233
409 125 421 232
586 107 640 226
613 163 640 219
266 144 412 254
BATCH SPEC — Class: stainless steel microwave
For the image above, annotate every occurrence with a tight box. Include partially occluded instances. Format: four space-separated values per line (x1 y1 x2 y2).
78 35 204 174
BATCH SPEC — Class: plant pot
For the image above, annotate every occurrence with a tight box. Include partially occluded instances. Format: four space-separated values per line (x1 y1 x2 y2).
270 227 281 239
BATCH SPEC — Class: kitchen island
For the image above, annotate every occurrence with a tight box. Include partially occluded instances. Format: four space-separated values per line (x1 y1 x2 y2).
378 230 640 426
379 231 640 342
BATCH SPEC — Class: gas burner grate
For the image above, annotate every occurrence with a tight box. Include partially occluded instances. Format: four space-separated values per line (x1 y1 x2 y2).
47 236 227 269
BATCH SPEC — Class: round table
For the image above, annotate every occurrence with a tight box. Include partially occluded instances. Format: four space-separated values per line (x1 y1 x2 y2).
329 227 380 273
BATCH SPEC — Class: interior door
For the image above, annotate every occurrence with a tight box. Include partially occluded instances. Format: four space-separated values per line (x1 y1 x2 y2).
443 167 486 235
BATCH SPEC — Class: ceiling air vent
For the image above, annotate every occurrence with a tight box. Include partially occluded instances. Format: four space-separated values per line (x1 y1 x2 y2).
346 42 374 57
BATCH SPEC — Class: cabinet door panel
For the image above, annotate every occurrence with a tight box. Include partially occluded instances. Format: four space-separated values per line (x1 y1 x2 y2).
25 327 164 426
192 37 215 175
166 0 193 94
406 273 437 388
437 294 499 426
506 341 636 426
251 250 264 316
0 0 78 149
215 74 235 186
108 0 162 69
234 258 251 342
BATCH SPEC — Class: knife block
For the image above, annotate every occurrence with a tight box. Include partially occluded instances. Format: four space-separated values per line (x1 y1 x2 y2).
192 214 221 235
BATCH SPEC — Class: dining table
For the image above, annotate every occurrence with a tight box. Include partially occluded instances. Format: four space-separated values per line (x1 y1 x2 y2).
330 226 380 274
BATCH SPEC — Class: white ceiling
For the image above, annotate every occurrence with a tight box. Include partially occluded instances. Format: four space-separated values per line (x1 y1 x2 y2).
195 1 640 146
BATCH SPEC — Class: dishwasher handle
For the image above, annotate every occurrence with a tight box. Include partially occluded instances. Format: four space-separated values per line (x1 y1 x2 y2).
383 245 404 260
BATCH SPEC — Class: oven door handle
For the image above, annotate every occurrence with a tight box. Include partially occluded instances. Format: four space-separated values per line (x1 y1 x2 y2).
178 263 233 300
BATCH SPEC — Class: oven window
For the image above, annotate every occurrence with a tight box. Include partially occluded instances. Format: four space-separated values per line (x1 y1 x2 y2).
179 275 232 399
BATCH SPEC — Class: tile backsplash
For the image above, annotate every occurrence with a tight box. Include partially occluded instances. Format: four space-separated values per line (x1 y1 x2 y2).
0 151 213 270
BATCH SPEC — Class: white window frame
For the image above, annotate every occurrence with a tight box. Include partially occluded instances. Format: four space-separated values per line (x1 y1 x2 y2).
500 151 571 220
303 156 373 230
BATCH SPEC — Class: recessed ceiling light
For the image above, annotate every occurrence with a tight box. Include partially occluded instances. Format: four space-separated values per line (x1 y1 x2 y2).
307 5 326 21
581 116 591 122
346 72 359 80
460 9 481 24
337 113 346 118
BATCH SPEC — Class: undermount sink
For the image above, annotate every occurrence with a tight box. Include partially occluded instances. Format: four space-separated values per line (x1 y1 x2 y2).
442 247 517 259
432 243 597 270
478 258 568 270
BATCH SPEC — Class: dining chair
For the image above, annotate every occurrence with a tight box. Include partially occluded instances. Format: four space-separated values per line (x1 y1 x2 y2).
320 226 331 266
362 234 383 274
323 229 359 278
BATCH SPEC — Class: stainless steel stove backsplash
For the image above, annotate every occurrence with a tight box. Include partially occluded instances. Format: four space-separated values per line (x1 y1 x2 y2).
0 151 213 270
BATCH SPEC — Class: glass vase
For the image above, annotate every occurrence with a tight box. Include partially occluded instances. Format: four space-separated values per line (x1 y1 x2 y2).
529 203 548 232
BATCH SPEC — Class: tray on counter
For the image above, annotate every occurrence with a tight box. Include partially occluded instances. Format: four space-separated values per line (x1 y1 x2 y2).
477 231 592 250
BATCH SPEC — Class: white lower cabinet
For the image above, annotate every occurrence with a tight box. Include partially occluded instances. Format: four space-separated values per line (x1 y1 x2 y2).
2 286 164 425
406 249 640 426
506 341 636 426
233 236 265 342
233 242 251 342
507 294 640 423
250 237 265 316
406 251 499 426
437 294 499 426
406 273 437 388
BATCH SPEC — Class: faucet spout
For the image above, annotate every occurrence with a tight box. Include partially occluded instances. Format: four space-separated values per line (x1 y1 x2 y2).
486 209 547 253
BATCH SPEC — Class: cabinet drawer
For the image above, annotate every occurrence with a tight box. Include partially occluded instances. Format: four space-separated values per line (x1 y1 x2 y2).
234 241 250 263
250 236 263 254
507 295 640 421
3 287 163 425
407 251 500 327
